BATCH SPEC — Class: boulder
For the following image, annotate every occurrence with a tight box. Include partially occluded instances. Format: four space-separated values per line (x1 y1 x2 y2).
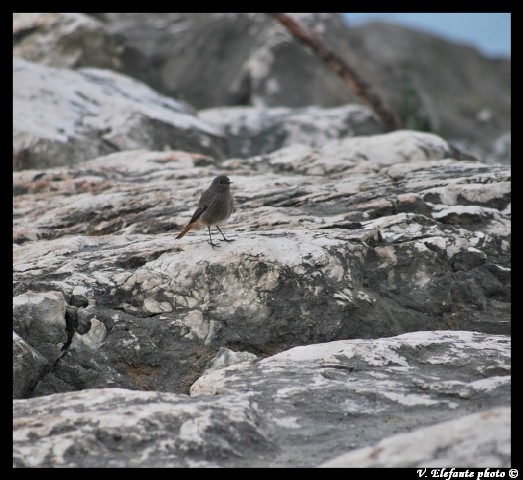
320 407 510 468
13 331 510 467
200 104 384 158
100 13 315 108
13 332 49 399
13 58 225 170
13 131 510 398
13 388 274 468
13 13 124 70
13 291 68 364
99 13 510 163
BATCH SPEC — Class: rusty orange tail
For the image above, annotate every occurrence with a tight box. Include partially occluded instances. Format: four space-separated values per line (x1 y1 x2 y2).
175 220 198 239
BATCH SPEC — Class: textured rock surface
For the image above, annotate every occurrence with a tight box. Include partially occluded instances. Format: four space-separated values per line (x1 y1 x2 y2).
98 13 510 163
13 58 225 170
341 22 510 163
12 12 511 467
200 105 384 158
13 388 274 468
192 330 510 467
13 331 510 467
320 407 511 468
13 13 124 70
13 131 510 399
101 13 344 108
13 332 49 399
13 291 68 364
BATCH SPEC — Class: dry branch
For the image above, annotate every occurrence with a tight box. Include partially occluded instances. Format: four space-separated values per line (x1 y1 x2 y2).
267 13 402 130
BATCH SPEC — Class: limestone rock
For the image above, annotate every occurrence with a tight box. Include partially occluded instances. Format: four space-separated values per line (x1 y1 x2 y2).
13 13 124 70
11 12 512 467
191 330 510 467
200 105 384 158
13 388 274 468
13 332 49 399
13 58 225 170
97 13 385 116
13 291 68 364
13 130 510 398
100 13 510 163
320 407 510 468
13 331 510 467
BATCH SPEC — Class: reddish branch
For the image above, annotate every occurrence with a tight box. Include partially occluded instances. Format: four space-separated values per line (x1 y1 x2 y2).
267 13 402 130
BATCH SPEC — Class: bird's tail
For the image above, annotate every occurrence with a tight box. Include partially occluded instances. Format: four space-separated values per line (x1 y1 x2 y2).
175 220 198 239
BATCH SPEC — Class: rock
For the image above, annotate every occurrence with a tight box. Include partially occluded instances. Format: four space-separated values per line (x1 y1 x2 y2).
13 13 159 94
200 105 384 158
343 22 510 164
320 407 510 468
13 331 510 467
191 331 510 468
487 131 511 165
13 13 124 70
13 332 49 399
100 13 510 163
11 12 512 467
202 347 259 376
13 388 275 468
13 58 225 170
97 13 386 112
13 130 510 398
13 291 68 364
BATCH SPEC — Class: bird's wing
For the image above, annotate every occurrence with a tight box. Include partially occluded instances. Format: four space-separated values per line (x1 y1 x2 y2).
189 205 208 223
198 186 215 207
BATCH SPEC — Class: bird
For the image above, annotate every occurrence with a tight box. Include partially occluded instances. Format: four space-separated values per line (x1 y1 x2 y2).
175 175 234 247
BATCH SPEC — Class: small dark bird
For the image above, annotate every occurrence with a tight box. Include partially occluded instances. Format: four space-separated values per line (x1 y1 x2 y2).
175 175 234 247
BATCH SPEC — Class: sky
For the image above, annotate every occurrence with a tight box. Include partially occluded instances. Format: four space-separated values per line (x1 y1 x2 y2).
342 13 511 58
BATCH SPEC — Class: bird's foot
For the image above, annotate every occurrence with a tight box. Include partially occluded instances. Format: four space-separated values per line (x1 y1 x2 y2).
220 238 235 242
209 241 221 248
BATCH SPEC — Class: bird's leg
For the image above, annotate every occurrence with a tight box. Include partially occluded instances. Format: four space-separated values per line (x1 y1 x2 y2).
216 225 234 242
208 226 220 247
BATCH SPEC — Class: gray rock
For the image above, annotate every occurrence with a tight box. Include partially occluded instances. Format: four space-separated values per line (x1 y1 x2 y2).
13 58 225 170
203 347 259 376
200 104 384 158
191 330 510 467
97 13 386 112
487 131 511 165
13 331 510 467
13 13 124 70
343 22 510 164
320 407 510 468
13 332 49 399
13 388 275 468
13 291 68 364
100 13 510 163
13 131 510 398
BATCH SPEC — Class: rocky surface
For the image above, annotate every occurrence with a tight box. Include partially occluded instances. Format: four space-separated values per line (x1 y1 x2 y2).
13 13 124 70
13 58 225 170
100 13 346 108
13 332 48 399
342 21 510 163
13 130 510 400
13 13 510 167
320 407 511 468
12 14 511 465
94 13 510 163
13 331 510 467
200 104 384 158
13 291 68 363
